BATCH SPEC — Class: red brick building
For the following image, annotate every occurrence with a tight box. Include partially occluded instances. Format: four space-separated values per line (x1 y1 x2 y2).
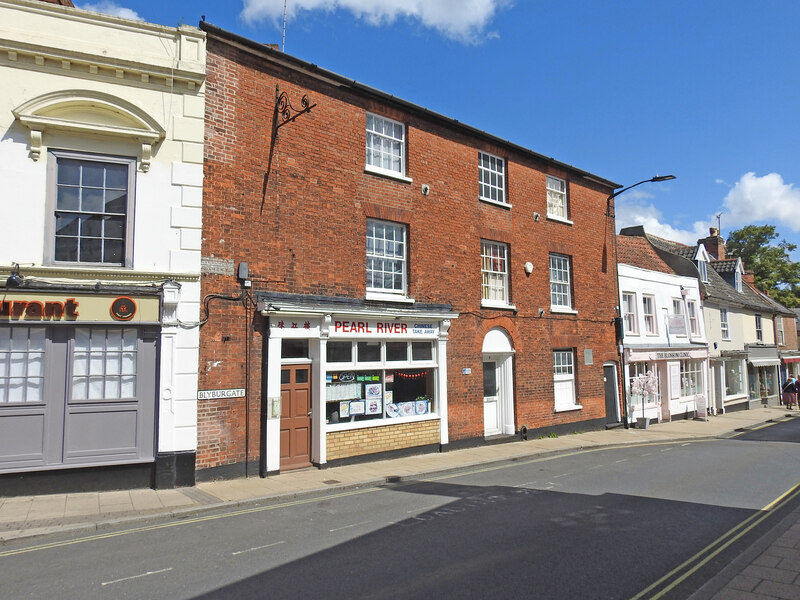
197 23 622 480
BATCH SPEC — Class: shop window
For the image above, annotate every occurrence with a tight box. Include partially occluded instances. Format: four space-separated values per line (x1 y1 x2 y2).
411 341 433 361
357 341 381 362
386 342 408 362
325 339 438 426
325 368 435 424
478 151 506 205
281 339 308 359
546 175 569 221
71 327 137 400
725 360 744 396
48 150 136 267
679 359 703 396
748 365 776 399
365 113 405 177
0 327 45 403
326 341 352 363
628 361 658 408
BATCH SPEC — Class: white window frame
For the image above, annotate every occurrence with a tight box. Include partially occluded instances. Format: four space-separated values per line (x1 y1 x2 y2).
622 292 638 335
735 270 742 292
366 219 408 299
777 317 785 346
687 300 700 336
628 361 658 408
549 253 574 312
365 113 408 180
720 308 730 340
642 295 657 335
755 314 763 342
697 260 708 283
724 358 745 397
45 149 136 268
478 152 507 206
553 349 580 411
481 240 513 308
679 359 703 396
546 175 570 222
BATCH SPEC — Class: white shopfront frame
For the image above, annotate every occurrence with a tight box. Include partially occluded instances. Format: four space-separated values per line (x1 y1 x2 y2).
625 346 709 422
262 308 454 470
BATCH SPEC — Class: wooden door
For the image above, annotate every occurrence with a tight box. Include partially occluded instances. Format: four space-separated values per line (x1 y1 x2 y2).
280 365 311 470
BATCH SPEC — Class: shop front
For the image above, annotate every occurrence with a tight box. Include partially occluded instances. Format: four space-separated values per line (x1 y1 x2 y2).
625 346 709 425
0 290 160 485
746 344 781 408
259 295 456 472
710 351 748 414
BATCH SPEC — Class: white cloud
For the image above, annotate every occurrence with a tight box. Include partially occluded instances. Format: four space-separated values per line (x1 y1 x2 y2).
615 197 710 246
240 0 506 43
722 172 800 233
76 2 143 21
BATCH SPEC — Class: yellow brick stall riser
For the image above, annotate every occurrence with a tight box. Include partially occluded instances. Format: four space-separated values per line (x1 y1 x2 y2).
326 420 440 461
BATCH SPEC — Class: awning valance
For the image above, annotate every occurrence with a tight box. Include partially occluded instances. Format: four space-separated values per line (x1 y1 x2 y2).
748 358 781 368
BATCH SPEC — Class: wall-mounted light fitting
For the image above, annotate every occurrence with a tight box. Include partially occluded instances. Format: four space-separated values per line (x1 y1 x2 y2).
533 212 540 222
538 308 545 317
421 184 430 196
6 263 23 288
524 262 534 275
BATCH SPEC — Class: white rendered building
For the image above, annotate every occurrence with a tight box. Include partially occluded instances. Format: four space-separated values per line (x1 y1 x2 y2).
0 0 205 491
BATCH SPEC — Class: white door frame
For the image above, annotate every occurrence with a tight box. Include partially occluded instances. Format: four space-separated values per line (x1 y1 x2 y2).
482 328 515 437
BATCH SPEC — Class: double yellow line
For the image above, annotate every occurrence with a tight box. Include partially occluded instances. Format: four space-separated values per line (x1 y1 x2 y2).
629 481 800 600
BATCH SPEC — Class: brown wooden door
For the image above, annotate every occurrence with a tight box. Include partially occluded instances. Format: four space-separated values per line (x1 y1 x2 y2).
280 365 312 470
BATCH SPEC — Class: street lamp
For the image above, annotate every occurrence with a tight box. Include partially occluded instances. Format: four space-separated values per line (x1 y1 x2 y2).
606 175 676 216
607 174 676 428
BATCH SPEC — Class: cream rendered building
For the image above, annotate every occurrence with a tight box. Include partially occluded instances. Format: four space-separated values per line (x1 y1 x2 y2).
0 0 205 491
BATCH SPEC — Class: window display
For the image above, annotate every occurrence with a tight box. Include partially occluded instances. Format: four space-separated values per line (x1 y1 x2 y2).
326 368 435 424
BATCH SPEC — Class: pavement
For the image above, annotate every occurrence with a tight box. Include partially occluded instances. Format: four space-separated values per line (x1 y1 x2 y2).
1 406 799 599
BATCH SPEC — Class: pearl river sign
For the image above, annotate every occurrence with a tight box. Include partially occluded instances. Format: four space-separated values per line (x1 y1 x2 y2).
0 291 160 323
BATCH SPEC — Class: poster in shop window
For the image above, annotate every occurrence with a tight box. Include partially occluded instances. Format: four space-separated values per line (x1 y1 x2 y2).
350 401 366 415
365 397 382 415
365 384 382 399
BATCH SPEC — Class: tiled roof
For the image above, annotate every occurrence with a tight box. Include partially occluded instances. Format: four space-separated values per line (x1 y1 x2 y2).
646 235 696 259
621 227 778 313
711 259 739 273
616 236 674 273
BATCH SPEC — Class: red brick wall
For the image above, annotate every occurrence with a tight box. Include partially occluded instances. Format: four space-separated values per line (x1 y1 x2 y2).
198 35 620 469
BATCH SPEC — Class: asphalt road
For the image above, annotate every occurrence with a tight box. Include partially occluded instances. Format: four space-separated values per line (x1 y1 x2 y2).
2 418 799 600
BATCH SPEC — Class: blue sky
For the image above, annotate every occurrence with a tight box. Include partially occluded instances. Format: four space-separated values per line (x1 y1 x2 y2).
77 1 800 254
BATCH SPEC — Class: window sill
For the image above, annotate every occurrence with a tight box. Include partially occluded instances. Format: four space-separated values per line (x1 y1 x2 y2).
479 197 511 209
366 292 415 304
550 307 578 315
546 214 573 225
555 404 582 413
481 300 516 311
326 413 439 432
364 164 413 183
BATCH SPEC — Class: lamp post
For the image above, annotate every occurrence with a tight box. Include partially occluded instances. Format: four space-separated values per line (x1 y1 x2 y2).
607 175 676 428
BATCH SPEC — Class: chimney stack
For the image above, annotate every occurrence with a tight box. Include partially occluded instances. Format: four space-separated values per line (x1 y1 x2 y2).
699 227 725 260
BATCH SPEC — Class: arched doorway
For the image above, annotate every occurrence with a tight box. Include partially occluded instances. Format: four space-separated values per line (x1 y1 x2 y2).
482 328 515 437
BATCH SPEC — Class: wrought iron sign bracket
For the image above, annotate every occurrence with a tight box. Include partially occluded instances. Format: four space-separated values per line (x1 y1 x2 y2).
274 85 316 132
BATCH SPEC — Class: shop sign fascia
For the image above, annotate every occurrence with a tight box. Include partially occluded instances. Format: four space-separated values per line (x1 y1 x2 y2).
0 291 159 324
626 347 709 362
